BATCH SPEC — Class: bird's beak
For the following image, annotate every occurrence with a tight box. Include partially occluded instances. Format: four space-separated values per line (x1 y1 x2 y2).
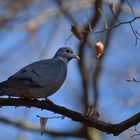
73 55 80 60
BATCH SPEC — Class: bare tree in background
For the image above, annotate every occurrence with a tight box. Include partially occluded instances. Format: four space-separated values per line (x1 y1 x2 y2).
0 0 140 140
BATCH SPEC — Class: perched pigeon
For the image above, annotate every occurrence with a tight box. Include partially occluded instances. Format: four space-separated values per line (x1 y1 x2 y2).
0 47 80 99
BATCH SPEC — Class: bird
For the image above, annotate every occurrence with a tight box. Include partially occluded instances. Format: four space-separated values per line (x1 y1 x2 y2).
0 47 80 99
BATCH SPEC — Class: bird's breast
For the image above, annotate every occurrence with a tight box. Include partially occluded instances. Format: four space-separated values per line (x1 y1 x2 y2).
51 59 67 88
42 59 67 96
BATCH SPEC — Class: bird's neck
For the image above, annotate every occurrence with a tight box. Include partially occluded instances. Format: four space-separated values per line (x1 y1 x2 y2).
53 56 69 64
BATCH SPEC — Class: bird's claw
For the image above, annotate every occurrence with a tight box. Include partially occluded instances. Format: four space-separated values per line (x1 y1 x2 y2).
44 97 53 104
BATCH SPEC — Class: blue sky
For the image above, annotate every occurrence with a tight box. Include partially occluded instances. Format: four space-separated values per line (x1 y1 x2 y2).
0 0 140 140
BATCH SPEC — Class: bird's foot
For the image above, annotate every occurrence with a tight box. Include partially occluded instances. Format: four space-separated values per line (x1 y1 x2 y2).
20 96 29 100
8 95 11 98
44 97 53 104
33 98 38 101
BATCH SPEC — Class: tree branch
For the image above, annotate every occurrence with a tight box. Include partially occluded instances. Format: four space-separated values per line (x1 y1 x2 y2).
0 116 84 138
94 16 140 33
0 98 140 136
77 0 102 109
92 0 125 109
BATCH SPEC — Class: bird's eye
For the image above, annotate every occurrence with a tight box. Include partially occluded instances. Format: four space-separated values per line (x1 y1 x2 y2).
66 49 70 53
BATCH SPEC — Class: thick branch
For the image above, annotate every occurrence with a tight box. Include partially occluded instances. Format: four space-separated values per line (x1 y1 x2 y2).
0 98 139 136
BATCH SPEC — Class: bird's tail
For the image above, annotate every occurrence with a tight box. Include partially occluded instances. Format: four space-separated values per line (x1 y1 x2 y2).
0 88 9 95
0 81 10 96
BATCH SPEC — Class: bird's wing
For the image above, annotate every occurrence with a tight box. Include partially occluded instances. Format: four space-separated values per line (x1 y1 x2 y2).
0 77 41 88
0 58 67 89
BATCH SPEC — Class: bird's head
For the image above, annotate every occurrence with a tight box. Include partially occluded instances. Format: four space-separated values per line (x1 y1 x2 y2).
54 47 80 62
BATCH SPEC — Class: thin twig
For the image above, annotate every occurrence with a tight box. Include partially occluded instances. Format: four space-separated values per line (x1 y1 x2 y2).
94 16 140 33
98 8 108 29
129 126 140 138
95 15 140 45
127 0 135 18
127 77 140 83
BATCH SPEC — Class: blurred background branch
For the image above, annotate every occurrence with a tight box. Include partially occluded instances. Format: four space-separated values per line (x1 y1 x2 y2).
0 116 85 138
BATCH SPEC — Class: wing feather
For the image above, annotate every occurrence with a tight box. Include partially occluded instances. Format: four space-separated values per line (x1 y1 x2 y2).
0 58 67 89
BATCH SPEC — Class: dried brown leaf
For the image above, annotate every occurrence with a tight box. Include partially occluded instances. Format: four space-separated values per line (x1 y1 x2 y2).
108 2 115 15
36 115 48 135
71 25 83 43
95 41 104 58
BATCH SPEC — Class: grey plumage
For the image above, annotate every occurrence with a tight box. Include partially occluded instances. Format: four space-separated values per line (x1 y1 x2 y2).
0 47 79 98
